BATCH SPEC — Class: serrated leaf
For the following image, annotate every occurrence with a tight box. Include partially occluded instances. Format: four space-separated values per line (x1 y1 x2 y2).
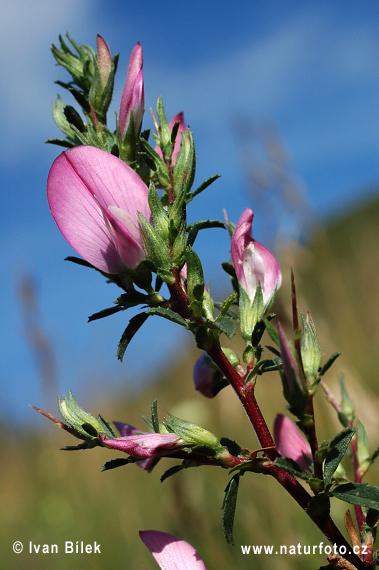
160 464 186 482
222 475 240 545
88 305 125 322
147 306 188 327
188 174 221 200
117 313 149 361
186 219 225 247
151 400 159 433
323 427 355 486
318 352 341 376
330 482 379 511
101 458 132 471
209 316 237 339
273 456 310 480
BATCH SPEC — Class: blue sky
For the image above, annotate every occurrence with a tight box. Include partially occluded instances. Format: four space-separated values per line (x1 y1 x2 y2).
2 1 379 427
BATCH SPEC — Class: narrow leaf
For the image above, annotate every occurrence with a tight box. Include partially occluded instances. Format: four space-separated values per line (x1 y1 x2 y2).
222 474 240 545
117 313 149 361
101 458 132 471
330 482 379 511
324 427 355 486
147 306 188 327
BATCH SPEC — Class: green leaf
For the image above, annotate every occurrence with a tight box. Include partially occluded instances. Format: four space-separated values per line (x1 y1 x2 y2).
217 292 238 318
273 456 310 481
306 492 330 518
147 306 188 327
151 400 159 433
323 427 355 486
117 313 149 361
203 316 236 340
263 317 280 346
88 305 125 322
101 458 132 471
188 174 221 200
330 482 379 510
186 219 225 247
318 352 341 376
222 474 240 545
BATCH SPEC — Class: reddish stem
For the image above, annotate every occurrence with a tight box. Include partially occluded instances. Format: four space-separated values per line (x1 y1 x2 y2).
207 343 369 570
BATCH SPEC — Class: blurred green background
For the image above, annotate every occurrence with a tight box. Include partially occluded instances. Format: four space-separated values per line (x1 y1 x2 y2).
2 191 378 569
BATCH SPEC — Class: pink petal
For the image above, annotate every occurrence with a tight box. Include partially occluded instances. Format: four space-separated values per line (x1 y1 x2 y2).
47 146 151 273
274 414 312 471
231 208 282 304
99 432 181 458
140 530 207 569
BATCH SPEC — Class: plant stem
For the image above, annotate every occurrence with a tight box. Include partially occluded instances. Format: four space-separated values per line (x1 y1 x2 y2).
207 342 370 570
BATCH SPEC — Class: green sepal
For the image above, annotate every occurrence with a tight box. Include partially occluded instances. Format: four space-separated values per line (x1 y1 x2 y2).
58 391 113 440
323 427 355 486
172 128 196 199
138 214 174 283
301 312 322 386
185 247 204 320
155 96 171 158
147 181 169 241
338 374 355 426
163 413 220 449
117 312 149 362
138 137 171 189
222 474 240 545
330 482 379 511
357 420 371 474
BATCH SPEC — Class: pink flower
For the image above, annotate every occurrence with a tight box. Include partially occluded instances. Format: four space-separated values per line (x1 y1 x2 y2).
99 431 182 459
119 42 144 138
140 530 207 569
47 145 151 274
231 208 282 305
274 414 312 471
193 352 221 398
156 112 186 164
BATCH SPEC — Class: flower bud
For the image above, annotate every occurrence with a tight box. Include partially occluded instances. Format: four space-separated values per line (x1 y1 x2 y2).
274 414 312 472
193 352 225 398
301 312 322 386
119 42 144 139
231 208 281 341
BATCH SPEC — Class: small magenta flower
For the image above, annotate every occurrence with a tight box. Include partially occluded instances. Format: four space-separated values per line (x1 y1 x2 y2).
192 351 232 398
99 431 182 459
231 208 281 340
119 42 144 138
231 208 282 306
47 145 151 274
140 530 207 569
274 414 312 472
